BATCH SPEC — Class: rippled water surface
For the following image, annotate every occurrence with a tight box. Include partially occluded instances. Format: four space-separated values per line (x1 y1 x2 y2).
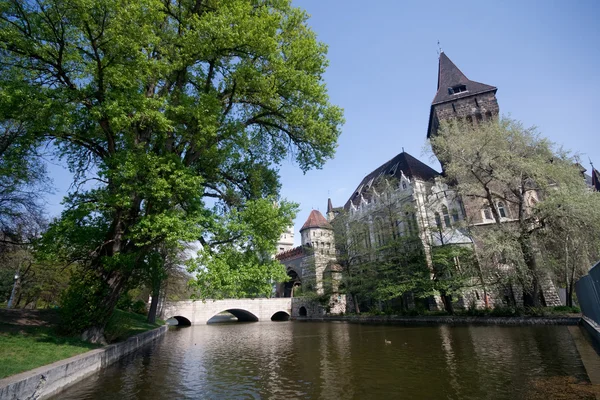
56 322 596 399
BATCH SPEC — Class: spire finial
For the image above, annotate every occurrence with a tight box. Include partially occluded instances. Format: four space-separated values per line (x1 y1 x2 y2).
402 146 405 153
590 156 594 169
437 40 443 56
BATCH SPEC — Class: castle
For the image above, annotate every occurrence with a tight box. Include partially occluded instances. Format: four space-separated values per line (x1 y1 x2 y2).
274 52 599 313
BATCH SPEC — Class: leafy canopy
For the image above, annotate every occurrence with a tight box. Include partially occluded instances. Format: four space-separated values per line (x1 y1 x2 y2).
0 0 343 325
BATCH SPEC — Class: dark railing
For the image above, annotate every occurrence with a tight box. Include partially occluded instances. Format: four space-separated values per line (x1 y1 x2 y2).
575 260 600 325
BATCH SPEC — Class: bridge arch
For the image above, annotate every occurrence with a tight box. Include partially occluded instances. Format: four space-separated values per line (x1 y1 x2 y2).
166 316 192 326
208 308 259 323
271 311 290 321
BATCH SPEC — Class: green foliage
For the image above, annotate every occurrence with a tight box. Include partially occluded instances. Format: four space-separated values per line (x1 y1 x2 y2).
0 0 342 331
189 198 295 298
330 180 434 313
104 309 162 343
58 269 113 335
429 116 600 305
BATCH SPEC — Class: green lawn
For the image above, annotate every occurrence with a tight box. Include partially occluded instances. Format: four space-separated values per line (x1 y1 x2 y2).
0 309 163 379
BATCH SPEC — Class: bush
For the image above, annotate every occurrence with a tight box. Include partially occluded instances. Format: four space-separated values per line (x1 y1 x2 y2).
59 270 113 335
131 300 147 315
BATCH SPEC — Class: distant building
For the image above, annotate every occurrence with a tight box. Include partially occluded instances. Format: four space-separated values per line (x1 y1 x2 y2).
275 225 295 254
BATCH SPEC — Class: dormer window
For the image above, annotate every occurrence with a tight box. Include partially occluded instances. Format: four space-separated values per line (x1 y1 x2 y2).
448 84 467 95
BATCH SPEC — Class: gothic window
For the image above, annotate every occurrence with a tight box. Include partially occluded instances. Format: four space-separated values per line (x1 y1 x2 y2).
434 212 442 229
402 182 407 190
442 205 451 228
406 213 418 236
452 209 460 222
396 220 403 237
375 219 385 246
497 202 507 218
483 206 493 221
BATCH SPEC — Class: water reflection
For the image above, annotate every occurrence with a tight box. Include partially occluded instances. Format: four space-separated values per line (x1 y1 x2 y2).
56 323 595 400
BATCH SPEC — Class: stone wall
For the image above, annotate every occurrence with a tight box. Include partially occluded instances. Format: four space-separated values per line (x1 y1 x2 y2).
430 91 499 138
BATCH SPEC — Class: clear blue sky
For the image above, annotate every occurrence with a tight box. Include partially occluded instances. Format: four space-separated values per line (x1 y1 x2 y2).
45 0 600 246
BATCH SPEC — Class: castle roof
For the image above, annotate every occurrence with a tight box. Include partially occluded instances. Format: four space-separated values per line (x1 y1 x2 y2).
432 52 497 105
344 151 440 210
300 209 332 231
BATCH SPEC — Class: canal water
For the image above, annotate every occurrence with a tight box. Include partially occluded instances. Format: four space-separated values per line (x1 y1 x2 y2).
55 322 600 399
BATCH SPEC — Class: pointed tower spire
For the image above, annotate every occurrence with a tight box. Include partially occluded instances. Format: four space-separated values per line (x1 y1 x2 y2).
432 52 496 105
327 198 333 213
427 52 499 139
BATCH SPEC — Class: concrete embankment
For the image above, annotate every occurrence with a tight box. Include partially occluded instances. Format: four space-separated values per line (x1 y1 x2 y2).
0 325 168 400
295 315 581 325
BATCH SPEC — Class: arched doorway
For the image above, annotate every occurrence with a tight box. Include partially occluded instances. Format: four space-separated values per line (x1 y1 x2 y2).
299 306 307 316
283 269 301 297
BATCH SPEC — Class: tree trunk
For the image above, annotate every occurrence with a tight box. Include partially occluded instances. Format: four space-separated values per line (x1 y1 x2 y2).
442 292 454 314
81 271 129 344
147 287 161 324
353 293 361 314
519 233 541 307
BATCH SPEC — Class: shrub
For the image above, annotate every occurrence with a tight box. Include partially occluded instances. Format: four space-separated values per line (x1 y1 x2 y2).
59 270 112 335
131 300 147 315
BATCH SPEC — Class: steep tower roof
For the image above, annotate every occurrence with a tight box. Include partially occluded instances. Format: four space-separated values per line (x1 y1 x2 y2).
432 52 497 105
300 210 332 231
327 198 333 213
344 151 440 210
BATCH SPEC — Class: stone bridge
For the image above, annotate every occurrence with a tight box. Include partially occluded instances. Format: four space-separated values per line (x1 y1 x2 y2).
159 298 294 325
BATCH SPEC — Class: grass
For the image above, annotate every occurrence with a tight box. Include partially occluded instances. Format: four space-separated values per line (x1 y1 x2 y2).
104 309 164 343
0 309 164 379
0 322 99 379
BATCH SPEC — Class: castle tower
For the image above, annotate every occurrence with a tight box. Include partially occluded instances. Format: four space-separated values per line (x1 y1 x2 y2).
276 225 295 254
300 210 334 253
300 210 335 294
427 52 499 141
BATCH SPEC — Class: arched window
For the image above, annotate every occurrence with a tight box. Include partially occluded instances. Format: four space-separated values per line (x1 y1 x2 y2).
434 212 442 229
396 220 403 237
497 202 507 218
442 205 451 228
375 219 385 246
451 209 460 222
402 182 407 190
483 206 493 221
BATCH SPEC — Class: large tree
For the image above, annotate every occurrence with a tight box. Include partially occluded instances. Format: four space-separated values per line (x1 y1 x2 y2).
0 0 343 340
430 117 599 306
